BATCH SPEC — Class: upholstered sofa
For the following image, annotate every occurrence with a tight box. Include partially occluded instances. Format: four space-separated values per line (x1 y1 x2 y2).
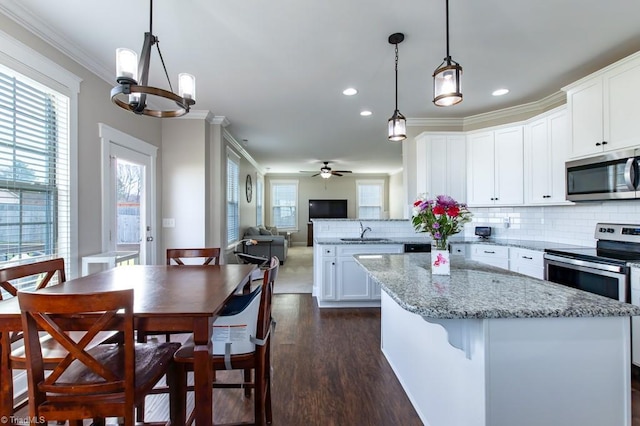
242 225 287 264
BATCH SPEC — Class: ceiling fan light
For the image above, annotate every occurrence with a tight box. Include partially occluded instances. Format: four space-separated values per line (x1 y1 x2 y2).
388 110 406 142
320 170 332 179
433 61 462 106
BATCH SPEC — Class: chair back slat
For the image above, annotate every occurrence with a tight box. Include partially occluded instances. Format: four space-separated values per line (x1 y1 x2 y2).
256 256 279 341
166 248 221 265
18 289 135 402
0 258 66 299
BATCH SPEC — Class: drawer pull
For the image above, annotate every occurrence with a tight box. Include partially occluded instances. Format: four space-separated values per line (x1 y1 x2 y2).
522 256 533 260
483 250 495 254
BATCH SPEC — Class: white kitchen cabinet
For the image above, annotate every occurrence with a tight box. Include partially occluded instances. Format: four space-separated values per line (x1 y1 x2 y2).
450 243 467 257
467 126 524 206
469 244 509 270
315 243 403 307
524 107 572 205
415 132 466 202
564 51 640 158
632 267 640 367
509 248 544 280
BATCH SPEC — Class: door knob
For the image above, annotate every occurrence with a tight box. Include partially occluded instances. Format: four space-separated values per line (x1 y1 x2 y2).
146 236 154 242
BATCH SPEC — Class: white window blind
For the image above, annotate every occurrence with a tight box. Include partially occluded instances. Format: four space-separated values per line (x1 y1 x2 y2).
357 180 384 219
0 64 70 293
271 180 297 230
226 151 239 244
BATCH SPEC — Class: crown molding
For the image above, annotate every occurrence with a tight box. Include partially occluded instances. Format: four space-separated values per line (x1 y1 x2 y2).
223 129 266 175
463 91 565 127
407 117 464 127
210 116 230 126
0 2 113 85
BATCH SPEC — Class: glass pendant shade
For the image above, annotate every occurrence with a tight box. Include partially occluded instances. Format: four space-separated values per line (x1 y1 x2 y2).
116 48 138 83
320 170 332 179
178 73 196 100
388 110 407 142
433 60 462 106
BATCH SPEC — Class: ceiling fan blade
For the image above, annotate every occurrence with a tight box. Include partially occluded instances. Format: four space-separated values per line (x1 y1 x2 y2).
332 172 343 177
333 170 352 173
310 173 320 177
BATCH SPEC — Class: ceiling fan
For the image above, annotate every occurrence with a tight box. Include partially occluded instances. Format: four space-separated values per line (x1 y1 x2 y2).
300 161 353 179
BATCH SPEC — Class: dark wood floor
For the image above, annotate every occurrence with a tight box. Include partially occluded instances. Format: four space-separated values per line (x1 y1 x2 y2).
17 293 640 425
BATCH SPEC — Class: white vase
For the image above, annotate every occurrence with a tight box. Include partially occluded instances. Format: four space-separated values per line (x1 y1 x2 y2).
431 249 450 275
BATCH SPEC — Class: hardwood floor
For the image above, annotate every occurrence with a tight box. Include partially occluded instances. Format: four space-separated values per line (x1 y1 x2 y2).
16 293 640 424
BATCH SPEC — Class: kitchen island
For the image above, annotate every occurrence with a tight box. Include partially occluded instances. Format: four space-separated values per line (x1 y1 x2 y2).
355 253 640 426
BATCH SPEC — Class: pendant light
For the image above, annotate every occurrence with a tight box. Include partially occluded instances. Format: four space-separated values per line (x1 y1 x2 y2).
433 0 463 107
111 0 196 118
388 33 406 142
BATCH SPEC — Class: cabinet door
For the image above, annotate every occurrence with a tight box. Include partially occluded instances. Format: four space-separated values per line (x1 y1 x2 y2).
567 78 603 157
428 135 448 197
369 275 381 299
547 110 570 203
467 132 495 205
494 126 524 205
337 257 371 300
321 257 336 300
509 248 544 279
526 118 551 204
446 135 467 203
604 59 640 151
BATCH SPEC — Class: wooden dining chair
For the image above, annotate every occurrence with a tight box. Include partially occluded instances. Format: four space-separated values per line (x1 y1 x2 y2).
0 258 118 417
166 247 221 265
18 288 184 426
173 256 279 426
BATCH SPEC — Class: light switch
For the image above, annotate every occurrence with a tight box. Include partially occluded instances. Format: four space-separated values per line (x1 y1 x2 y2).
162 218 175 228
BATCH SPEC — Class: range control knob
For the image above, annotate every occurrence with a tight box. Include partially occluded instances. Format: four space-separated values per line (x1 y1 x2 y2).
607 228 615 233
599 227 607 233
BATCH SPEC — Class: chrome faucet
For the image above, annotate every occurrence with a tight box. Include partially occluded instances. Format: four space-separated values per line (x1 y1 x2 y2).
359 221 372 238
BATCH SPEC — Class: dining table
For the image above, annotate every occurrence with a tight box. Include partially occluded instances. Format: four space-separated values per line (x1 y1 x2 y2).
0 263 256 426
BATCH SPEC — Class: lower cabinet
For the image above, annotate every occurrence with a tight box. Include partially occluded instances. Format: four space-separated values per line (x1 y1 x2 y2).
509 248 545 279
469 244 509 270
316 244 403 307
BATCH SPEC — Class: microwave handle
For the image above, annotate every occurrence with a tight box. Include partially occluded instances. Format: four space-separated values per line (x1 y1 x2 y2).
624 158 636 190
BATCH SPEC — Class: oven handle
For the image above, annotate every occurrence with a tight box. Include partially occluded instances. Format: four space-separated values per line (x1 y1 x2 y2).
543 253 626 274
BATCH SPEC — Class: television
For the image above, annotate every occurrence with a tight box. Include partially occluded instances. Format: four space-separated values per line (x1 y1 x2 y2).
309 199 348 220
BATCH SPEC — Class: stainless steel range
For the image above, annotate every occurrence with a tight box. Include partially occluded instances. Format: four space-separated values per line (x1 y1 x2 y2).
544 223 640 303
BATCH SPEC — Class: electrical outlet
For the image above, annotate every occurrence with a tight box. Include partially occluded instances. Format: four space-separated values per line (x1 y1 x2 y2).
503 217 510 229
162 218 175 228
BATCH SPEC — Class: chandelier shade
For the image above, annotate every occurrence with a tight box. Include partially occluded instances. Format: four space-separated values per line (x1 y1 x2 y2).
432 0 463 107
111 0 195 118
387 32 406 142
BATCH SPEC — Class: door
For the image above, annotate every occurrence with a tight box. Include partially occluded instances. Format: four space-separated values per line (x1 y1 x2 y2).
100 124 157 265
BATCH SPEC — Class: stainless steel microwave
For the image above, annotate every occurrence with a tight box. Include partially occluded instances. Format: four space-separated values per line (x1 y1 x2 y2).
566 148 640 201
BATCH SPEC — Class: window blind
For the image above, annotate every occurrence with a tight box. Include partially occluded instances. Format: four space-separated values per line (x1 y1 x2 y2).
357 182 383 219
0 65 70 292
271 181 297 229
226 154 239 244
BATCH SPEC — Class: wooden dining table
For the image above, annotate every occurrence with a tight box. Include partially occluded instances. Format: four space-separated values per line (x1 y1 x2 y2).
0 263 256 426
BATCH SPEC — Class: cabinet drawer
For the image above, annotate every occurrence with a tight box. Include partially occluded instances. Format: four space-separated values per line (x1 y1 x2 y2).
321 246 335 256
509 248 544 265
450 243 467 256
470 245 509 258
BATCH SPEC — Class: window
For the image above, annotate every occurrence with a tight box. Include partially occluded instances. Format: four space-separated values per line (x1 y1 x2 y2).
357 180 384 219
270 180 298 230
226 149 240 244
256 174 263 226
0 64 70 292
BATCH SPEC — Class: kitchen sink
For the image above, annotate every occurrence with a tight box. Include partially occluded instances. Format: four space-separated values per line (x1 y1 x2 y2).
340 237 390 242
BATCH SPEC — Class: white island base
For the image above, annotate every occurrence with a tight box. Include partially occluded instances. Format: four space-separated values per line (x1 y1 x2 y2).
381 292 632 426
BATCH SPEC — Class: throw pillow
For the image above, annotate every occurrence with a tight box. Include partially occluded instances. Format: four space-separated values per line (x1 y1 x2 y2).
259 228 272 235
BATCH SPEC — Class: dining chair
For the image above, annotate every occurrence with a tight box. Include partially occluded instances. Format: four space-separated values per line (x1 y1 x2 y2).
166 247 221 266
0 258 118 417
173 256 279 426
17 288 184 426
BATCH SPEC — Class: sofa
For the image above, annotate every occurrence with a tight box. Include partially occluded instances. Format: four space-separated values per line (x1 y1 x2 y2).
242 225 287 264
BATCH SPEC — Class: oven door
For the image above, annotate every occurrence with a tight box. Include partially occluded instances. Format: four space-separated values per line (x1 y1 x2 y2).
544 254 628 302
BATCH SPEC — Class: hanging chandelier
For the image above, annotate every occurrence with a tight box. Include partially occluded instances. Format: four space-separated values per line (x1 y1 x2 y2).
388 32 406 142
433 0 463 107
111 0 196 118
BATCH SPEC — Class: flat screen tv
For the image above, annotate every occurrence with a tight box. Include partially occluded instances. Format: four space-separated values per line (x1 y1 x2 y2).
309 199 348 220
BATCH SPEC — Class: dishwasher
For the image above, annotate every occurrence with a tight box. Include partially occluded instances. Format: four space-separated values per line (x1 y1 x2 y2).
404 243 431 253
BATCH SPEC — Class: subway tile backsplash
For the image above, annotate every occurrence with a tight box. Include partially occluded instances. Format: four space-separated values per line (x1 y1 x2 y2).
465 200 640 247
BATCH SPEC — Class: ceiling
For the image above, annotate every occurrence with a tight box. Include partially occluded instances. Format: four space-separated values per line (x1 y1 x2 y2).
2 0 640 175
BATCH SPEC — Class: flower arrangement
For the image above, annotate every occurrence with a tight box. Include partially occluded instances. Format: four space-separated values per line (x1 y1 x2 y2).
411 194 472 250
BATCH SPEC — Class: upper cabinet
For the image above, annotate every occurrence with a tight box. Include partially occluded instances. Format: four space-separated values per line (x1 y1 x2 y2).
564 52 640 158
467 125 524 206
415 133 466 203
524 107 572 205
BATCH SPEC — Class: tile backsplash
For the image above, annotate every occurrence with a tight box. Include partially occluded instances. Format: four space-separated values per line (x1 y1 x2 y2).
466 200 640 247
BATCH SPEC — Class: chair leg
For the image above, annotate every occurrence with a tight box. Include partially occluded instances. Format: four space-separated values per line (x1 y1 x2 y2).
244 368 252 397
167 362 186 426
136 398 146 423
254 367 265 426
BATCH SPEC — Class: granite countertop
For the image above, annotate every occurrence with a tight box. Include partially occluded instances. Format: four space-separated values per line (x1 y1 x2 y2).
315 237 430 245
354 253 640 319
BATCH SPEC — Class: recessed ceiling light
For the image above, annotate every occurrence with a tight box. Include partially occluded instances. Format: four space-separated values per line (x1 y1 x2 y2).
343 88 358 96
360 110 372 116
492 88 509 96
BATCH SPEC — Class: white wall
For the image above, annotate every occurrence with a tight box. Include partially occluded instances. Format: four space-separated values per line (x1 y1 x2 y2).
388 170 404 219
